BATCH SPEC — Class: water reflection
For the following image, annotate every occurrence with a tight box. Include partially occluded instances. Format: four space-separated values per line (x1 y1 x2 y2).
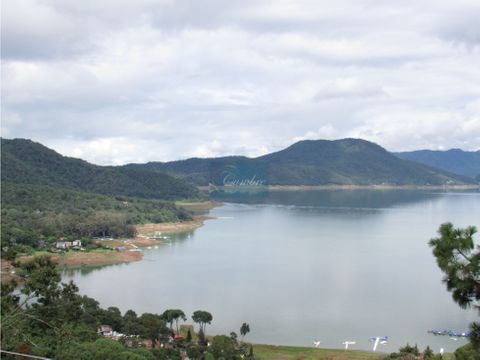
61 230 198 277
63 190 479 352
211 188 448 209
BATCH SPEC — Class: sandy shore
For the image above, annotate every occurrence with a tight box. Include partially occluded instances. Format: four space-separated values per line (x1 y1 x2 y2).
10 203 221 272
15 250 144 270
135 215 210 237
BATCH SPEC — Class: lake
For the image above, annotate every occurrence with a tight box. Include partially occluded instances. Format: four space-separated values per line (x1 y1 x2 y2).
63 189 479 353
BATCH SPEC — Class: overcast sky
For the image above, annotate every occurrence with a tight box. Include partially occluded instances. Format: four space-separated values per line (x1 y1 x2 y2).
2 0 480 165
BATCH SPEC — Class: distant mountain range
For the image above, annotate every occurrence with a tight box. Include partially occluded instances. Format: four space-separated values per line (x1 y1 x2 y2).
394 149 480 180
126 139 474 186
1 138 201 200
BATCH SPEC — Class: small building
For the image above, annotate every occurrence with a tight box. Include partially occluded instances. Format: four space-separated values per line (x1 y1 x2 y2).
72 240 82 247
56 241 73 249
98 325 113 337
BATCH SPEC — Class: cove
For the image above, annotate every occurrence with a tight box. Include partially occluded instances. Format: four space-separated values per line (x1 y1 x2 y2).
63 189 479 352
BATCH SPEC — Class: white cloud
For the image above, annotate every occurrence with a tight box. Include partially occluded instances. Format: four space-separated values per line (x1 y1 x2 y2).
1 0 479 164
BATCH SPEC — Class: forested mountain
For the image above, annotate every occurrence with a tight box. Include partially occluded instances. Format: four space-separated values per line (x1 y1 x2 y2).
126 139 473 186
394 149 480 180
1 138 201 200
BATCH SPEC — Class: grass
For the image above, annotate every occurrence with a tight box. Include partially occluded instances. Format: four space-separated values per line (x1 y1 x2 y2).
252 344 383 360
175 200 220 213
252 344 455 360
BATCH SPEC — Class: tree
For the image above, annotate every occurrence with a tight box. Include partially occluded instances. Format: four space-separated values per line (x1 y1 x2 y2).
192 310 212 335
240 322 250 341
122 310 142 335
248 344 254 359
384 344 440 360
423 345 434 359
138 313 167 348
99 306 123 331
161 309 186 335
211 335 236 359
429 223 480 348
455 343 480 360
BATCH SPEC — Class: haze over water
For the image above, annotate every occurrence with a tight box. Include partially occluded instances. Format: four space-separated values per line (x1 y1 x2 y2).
64 189 479 352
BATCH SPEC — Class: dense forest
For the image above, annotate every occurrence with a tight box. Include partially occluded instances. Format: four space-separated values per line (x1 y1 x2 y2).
1 182 192 253
1 138 203 201
126 139 474 186
1 138 205 255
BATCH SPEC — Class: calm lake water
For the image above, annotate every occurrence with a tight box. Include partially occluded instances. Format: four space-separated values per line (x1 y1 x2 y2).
63 189 479 353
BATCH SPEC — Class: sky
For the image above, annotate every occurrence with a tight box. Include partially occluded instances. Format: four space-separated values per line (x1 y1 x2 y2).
1 0 480 165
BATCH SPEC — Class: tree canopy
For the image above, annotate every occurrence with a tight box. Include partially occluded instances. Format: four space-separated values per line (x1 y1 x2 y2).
429 222 480 349
192 310 213 334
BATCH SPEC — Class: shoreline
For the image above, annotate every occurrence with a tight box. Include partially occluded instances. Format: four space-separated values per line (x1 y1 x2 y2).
64 215 212 269
11 208 219 272
135 215 210 237
200 184 479 191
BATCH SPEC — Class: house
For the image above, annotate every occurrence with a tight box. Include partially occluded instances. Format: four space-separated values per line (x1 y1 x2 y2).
98 325 113 337
72 240 82 247
56 241 73 249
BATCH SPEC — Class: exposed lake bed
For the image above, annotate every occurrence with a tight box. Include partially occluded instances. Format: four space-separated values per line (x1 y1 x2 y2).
63 189 479 353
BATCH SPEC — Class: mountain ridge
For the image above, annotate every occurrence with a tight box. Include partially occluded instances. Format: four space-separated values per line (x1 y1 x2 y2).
394 149 480 180
125 138 474 186
1 138 202 200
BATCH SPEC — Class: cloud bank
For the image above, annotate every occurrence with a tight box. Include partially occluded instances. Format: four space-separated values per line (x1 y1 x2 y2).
2 0 479 164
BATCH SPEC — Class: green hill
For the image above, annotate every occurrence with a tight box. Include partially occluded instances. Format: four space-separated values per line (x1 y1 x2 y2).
1 138 202 200
1 182 193 247
394 149 480 180
126 139 473 186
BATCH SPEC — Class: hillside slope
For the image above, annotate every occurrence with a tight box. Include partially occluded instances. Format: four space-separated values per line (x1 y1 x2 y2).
394 149 480 180
126 139 473 186
1 138 201 200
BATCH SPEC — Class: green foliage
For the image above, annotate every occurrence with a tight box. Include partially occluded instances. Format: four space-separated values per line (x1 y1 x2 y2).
429 223 479 310
122 310 143 335
151 348 181 360
240 322 250 340
383 344 444 360
1 182 192 249
127 139 472 186
210 335 254 360
211 335 237 359
161 309 186 334
1 256 98 358
192 310 213 334
99 306 124 331
204 352 215 360
138 313 169 348
454 343 480 360
1 255 258 360
1 138 203 200
429 223 480 348
56 338 155 360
